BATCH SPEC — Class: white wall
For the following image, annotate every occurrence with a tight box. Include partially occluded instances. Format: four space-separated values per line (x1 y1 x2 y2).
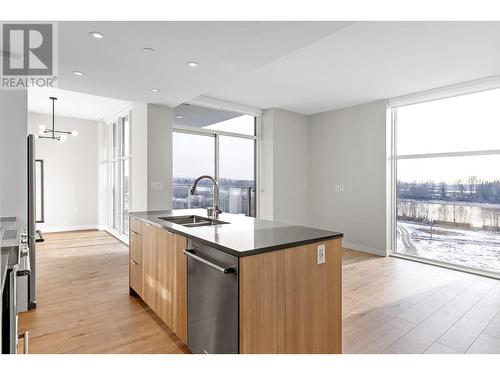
273 109 310 226
259 108 310 226
131 103 148 211
147 104 173 211
28 112 98 232
0 91 28 226
308 101 388 255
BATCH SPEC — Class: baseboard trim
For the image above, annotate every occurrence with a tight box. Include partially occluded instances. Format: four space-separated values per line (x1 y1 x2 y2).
40 225 98 233
391 253 500 280
342 241 386 257
103 227 129 245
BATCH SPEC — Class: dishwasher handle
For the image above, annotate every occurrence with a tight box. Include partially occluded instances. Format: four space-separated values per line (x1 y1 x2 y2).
183 250 235 274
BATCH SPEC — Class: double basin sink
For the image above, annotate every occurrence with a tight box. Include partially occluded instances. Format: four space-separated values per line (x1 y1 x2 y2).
159 215 229 228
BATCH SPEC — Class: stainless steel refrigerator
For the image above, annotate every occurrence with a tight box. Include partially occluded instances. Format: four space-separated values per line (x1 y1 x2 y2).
17 134 44 312
17 134 37 311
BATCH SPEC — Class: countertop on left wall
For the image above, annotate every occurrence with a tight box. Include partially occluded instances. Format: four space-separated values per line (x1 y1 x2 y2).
1 250 10 292
0 217 21 293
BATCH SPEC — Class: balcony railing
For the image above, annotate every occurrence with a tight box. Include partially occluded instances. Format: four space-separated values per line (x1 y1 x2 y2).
173 184 256 217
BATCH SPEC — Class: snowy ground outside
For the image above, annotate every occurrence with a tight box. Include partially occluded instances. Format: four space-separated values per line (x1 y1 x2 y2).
397 221 500 273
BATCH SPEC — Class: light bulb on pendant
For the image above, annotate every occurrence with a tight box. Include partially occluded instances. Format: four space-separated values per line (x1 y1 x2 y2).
71 130 78 137
60 134 67 143
39 124 46 132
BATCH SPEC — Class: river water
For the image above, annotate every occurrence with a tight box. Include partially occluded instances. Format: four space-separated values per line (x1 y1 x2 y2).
397 199 500 228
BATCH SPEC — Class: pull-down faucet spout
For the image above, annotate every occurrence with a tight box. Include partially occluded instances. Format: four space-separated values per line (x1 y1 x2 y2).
190 175 222 218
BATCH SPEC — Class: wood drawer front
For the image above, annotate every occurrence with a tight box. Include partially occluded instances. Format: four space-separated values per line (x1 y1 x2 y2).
129 258 143 296
130 217 143 235
129 231 143 264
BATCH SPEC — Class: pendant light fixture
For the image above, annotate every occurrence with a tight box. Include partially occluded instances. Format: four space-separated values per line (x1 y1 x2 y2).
38 97 78 143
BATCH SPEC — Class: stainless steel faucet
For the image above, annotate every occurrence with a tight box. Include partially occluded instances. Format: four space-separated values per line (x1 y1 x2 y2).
190 175 222 218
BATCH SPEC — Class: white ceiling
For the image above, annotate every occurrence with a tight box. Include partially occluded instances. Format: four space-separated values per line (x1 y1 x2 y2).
28 87 130 121
208 22 500 114
57 21 500 115
58 22 350 111
173 104 241 128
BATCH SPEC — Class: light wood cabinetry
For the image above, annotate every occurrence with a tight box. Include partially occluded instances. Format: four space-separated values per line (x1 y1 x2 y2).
239 249 282 353
129 218 188 345
130 217 143 234
142 222 159 311
129 217 144 297
129 231 143 264
154 231 188 343
173 235 188 343
239 238 342 354
130 216 342 354
157 229 176 326
129 258 143 295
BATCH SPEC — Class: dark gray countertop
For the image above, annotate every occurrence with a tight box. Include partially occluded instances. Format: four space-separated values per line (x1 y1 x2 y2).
129 209 343 257
1 251 10 292
1 217 21 293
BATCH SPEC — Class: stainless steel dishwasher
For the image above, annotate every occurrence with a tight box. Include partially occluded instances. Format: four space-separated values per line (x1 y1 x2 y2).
184 240 239 354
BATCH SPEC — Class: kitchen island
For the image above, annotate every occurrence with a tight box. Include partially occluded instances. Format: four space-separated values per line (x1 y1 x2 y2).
128 209 343 354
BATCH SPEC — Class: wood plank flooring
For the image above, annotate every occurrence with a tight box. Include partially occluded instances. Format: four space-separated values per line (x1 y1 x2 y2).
343 249 500 354
18 230 500 354
18 230 189 354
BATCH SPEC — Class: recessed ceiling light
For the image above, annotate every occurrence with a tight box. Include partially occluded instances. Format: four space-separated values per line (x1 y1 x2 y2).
175 115 184 119
89 31 105 39
72 71 84 76
186 61 198 67
151 88 160 93
143 47 156 54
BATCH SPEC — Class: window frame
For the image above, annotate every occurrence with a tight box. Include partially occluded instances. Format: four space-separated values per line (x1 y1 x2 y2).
389 79 500 278
172 115 260 217
106 109 132 240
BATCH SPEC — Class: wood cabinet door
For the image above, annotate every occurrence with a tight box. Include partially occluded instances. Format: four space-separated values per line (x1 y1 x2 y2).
142 223 159 313
156 229 176 327
133 221 188 345
173 234 187 343
156 232 187 343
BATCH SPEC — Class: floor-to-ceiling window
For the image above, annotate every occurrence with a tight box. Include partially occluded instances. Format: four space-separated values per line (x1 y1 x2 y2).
172 105 258 217
109 111 132 237
392 87 500 275
172 132 216 209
